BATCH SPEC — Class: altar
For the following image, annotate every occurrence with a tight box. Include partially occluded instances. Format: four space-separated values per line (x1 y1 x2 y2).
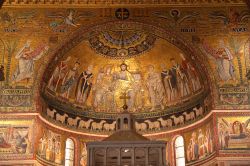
86 106 167 166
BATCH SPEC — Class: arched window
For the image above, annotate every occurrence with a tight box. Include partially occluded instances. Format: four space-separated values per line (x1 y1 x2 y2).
65 138 74 166
175 136 185 166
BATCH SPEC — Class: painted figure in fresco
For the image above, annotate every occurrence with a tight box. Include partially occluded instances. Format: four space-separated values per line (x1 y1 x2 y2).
39 133 47 156
233 121 243 135
60 61 80 99
46 137 53 160
205 127 213 154
0 132 11 148
80 143 87 166
218 123 226 149
146 65 165 111
187 142 192 162
224 131 230 148
202 40 235 82
12 40 49 86
75 65 93 104
54 138 61 164
13 131 28 154
48 56 71 92
161 64 172 103
171 58 190 98
190 132 199 161
197 129 207 159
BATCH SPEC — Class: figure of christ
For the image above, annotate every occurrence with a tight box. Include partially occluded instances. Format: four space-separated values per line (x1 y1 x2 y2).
12 40 49 86
161 64 173 103
75 65 93 104
147 65 165 111
171 58 190 98
113 63 136 111
202 40 235 82
60 61 80 99
48 56 71 92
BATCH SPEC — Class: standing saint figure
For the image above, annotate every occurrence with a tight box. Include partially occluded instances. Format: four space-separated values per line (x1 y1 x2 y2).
48 56 71 92
12 40 49 86
171 58 190 98
161 64 173 103
0 65 5 86
39 133 47 156
218 123 226 149
205 126 213 154
179 53 201 92
202 40 235 82
93 67 105 111
54 138 61 164
75 65 93 104
197 129 206 158
93 66 116 112
80 143 87 166
102 66 116 112
60 61 80 99
132 72 145 111
146 65 165 111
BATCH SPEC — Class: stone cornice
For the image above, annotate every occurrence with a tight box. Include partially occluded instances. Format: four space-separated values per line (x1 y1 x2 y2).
2 0 247 8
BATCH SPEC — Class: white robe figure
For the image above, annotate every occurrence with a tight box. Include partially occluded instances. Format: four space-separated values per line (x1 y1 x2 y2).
202 40 235 82
12 40 49 84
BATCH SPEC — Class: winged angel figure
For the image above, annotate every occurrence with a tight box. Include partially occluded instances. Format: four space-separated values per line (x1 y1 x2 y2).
0 11 35 26
209 9 250 26
152 9 199 27
47 9 95 28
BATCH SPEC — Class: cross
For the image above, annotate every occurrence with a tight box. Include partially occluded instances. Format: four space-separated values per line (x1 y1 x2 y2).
116 8 129 20
119 92 130 109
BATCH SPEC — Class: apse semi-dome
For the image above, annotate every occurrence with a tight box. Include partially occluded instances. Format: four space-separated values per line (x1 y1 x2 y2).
41 21 211 134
